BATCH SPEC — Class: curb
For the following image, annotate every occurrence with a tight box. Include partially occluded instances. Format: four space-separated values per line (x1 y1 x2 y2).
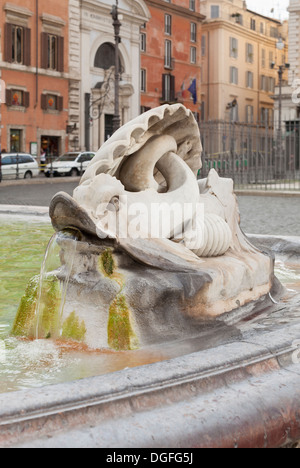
236 190 300 197
0 176 80 187
0 205 49 217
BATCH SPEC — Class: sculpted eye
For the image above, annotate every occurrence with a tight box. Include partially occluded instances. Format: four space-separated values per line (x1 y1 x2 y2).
108 196 120 212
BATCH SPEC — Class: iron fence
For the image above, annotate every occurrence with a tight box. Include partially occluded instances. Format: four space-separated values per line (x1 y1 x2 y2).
198 120 300 191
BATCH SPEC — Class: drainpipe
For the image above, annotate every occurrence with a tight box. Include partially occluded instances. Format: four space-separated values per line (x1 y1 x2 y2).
207 31 210 119
35 0 39 108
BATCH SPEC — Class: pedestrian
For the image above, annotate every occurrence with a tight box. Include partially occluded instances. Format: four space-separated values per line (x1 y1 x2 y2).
40 148 46 173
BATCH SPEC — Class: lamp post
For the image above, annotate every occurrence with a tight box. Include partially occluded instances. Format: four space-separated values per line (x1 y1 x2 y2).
272 37 290 179
111 0 122 134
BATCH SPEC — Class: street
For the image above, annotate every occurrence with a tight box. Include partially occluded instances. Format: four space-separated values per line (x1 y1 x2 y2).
0 180 78 207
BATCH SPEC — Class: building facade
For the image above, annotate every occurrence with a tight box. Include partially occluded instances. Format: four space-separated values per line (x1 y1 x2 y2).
74 0 150 152
141 0 205 120
273 0 300 124
0 0 69 159
199 0 288 124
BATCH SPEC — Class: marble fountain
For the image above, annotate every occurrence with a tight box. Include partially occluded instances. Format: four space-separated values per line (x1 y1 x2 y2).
0 104 299 448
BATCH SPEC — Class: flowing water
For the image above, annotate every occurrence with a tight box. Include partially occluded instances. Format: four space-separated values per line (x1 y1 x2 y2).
0 214 299 394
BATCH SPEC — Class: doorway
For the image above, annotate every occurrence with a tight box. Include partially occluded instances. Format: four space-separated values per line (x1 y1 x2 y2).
105 115 114 141
41 136 60 161
10 129 22 152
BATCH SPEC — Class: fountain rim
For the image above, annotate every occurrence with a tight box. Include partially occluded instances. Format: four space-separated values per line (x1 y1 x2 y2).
0 320 299 448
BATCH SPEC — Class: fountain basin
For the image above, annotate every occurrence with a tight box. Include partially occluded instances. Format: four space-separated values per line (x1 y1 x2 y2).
0 210 299 447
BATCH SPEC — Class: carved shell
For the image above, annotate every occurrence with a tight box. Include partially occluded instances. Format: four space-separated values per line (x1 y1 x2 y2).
80 104 202 186
192 214 232 258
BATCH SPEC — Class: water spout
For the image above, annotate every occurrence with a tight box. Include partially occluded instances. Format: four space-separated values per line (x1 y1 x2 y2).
34 229 79 340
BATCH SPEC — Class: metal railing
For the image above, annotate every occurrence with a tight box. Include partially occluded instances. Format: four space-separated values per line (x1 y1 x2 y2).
198 120 300 191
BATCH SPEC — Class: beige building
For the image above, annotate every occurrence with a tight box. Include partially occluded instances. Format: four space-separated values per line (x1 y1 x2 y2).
273 0 300 125
199 0 288 124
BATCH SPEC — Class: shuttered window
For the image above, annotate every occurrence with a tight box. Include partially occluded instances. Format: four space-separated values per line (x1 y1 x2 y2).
162 74 175 102
41 32 64 72
41 94 63 111
5 89 30 108
4 23 31 66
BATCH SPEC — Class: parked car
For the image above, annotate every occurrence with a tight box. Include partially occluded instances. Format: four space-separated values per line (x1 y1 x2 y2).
45 152 96 177
0 153 39 180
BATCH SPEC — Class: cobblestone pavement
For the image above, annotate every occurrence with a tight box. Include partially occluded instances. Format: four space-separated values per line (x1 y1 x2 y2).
0 181 299 236
237 195 300 236
0 181 78 207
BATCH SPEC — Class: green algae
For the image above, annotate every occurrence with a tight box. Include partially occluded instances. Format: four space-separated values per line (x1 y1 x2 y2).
12 274 62 339
107 294 139 351
98 249 139 351
11 275 40 338
100 249 115 277
61 311 86 342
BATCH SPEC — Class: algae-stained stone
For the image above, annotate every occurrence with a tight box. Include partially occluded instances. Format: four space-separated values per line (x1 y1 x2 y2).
12 274 62 339
61 311 87 342
108 294 139 351
12 275 40 338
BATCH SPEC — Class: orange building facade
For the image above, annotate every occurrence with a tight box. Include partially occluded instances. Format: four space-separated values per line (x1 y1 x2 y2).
0 0 69 160
141 0 204 121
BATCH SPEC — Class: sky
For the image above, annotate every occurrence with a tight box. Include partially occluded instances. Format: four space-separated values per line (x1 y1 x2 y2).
246 0 290 21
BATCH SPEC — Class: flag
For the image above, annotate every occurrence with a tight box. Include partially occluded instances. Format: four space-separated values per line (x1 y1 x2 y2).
180 80 189 99
188 79 197 104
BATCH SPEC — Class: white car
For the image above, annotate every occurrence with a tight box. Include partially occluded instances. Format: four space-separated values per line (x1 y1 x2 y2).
0 153 39 180
45 152 96 177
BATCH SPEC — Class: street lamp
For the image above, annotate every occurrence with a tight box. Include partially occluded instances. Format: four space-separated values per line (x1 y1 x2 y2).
271 37 290 178
111 0 122 134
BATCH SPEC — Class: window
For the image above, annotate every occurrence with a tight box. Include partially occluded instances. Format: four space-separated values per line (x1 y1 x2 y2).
201 101 205 121
261 49 266 68
162 74 175 102
201 35 206 56
12 25 23 64
268 77 275 93
250 19 256 31
260 75 268 92
270 27 279 39
230 66 238 85
246 105 254 123
141 69 146 92
141 33 146 52
234 14 243 25
230 103 239 122
164 40 172 68
41 32 64 72
230 37 238 58
211 6 220 19
41 94 63 111
165 14 172 35
191 23 197 43
260 107 269 123
246 71 254 88
246 43 254 63
48 34 57 70
269 51 274 69
5 89 30 108
94 43 121 70
260 23 264 34
189 0 195 11
190 47 197 64
4 23 31 65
